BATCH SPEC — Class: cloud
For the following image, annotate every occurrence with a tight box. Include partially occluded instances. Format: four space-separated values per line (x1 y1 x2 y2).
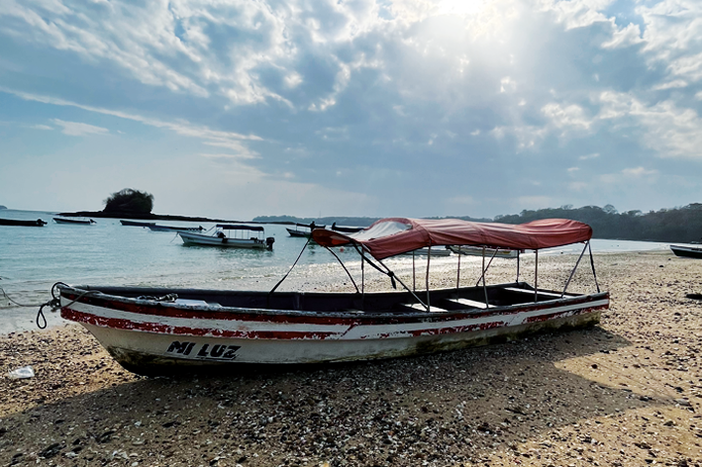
51 118 109 136
3 86 262 151
446 195 475 206
597 91 702 159
601 167 658 183
2 0 702 219
622 167 657 178
542 102 592 131
578 153 599 160
30 124 53 130
518 196 552 210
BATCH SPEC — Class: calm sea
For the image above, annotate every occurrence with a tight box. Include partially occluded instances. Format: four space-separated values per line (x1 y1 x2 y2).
0 209 675 333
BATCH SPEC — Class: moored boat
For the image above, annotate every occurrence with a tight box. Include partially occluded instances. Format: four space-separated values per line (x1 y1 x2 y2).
54 217 608 375
400 247 452 257
670 245 702 259
448 245 519 259
286 222 324 238
178 224 274 249
147 224 204 232
120 220 156 227
54 217 96 225
0 218 47 227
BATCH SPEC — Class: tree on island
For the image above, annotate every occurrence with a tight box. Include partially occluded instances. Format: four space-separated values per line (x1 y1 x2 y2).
103 189 154 214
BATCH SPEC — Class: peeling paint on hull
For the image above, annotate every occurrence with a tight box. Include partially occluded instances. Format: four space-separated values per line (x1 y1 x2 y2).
100 311 601 375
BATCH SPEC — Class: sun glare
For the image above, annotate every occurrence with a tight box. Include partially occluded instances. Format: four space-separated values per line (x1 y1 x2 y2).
436 0 486 16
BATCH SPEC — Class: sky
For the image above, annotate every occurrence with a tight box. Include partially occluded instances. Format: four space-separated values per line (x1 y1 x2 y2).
1 0 701 221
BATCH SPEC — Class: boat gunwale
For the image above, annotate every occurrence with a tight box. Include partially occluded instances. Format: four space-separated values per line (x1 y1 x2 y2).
58 284 610 324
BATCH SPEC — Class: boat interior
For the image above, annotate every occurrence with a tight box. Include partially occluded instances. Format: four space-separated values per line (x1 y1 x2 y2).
67 282 592 315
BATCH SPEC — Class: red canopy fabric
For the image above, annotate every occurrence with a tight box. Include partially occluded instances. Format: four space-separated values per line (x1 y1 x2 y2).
312 218 593 260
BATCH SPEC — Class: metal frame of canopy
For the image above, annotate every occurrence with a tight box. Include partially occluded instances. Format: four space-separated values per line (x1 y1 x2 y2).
269 218 601 312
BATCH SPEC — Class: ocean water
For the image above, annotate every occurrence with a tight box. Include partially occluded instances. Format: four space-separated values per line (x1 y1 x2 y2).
0 209 675 333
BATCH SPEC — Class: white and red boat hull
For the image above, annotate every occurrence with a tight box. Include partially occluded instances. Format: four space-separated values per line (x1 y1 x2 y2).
59 285 608 374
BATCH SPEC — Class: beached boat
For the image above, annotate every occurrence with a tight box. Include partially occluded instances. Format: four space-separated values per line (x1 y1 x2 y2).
0 218 47 227
177 224 274 249
670 245 702 259
147 224 203 232
53 217 608 375
120 220 156 227
53 217 96 225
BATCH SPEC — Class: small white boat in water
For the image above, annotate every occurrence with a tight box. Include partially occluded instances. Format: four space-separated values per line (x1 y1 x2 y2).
53 217 608 375
448 245 519 259
177 224 274 250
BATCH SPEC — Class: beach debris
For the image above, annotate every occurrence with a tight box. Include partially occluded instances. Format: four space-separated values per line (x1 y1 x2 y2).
38 442 64 459
7 365 35 379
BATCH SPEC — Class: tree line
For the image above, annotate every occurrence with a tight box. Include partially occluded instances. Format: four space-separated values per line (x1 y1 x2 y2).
106 187 701 243
257 203 702 243
494 203 702 243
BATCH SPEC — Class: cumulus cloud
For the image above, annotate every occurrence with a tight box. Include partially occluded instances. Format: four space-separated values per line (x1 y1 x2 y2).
597 91 702 159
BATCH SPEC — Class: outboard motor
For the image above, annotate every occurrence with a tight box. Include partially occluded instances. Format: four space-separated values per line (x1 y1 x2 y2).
266 237 275 250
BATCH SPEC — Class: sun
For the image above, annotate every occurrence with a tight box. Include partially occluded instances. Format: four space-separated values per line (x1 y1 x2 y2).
435 0 486 16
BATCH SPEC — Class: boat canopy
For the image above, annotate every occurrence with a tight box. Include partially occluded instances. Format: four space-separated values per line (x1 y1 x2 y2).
312 217 593 260
216 224 265 231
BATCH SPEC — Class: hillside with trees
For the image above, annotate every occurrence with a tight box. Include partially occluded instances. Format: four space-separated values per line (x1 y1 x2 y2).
495 203 702 243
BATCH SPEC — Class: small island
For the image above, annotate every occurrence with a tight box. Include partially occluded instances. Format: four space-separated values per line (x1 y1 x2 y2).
58 188 243 223
0 205 7 210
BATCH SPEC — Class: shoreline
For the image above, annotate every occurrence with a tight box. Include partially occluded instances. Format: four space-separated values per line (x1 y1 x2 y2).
1 251 702 466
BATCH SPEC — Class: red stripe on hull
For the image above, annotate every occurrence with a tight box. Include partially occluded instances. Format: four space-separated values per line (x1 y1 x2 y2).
62 292 607 326
61 303 605 341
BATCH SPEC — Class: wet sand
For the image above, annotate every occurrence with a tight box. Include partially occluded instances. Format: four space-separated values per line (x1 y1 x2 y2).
1 251 701 467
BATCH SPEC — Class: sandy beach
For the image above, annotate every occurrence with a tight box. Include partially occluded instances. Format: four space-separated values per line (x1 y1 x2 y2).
1 250 701 467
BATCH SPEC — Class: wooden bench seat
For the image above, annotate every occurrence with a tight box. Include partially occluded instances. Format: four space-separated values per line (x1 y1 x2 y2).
503 287 573 300
443 298 493 309
398 303 448 313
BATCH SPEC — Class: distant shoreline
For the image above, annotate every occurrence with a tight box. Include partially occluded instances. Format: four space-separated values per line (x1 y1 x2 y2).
57 210 300 226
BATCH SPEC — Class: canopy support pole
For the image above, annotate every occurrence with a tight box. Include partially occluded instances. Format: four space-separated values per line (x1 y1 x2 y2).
426 246 431 309
322 246 360 294
456 249 461 294
375 257 429 309
481 248 489 305
588 241 601 293
516 250 520 282
562 242 589 297
268 236 313 300
534 250 539 302
361 246 366 299
412 252 416 292
475 247 500 287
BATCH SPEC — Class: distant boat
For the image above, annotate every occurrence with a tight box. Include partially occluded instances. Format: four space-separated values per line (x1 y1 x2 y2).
670 245 702 259
178 224 274 250
0 218 47 227
54 217 96 225
400 247 452 257
147 224 204 232
286 222 324 238
120 220 156 227
330 222 364 233
448 245 520 259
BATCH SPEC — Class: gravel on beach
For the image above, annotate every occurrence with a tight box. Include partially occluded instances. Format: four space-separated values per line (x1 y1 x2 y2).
1 251 701 467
